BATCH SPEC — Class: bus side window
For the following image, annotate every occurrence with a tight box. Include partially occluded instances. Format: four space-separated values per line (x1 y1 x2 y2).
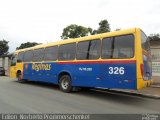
44 46 58 61
33 48 44 62
23 50 33 62
17 52 24 63
77 39 101 60
102 35 134 59
58 43 76 60
113 35 134 58
102 37 113 59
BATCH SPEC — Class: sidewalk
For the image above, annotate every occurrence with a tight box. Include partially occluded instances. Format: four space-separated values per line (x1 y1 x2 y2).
109 77 160 99
111 84 160 99
152 76 160 85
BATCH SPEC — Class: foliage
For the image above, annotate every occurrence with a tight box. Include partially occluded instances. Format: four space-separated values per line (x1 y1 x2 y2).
61 24 92 39
0 39 9 56
61 19 111 39
92 19 111 35
148 34 160 41
16 42 40 50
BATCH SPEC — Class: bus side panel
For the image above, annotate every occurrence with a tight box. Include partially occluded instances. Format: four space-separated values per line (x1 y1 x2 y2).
23 62 136 90
58 63 137 89
23 63 58 83
23 62 101 86
63 63 101 87
99 63 136 89
58 62 137 89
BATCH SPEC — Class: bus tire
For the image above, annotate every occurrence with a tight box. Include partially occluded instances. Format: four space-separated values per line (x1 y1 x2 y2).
81 87 91 91
59 75 72 93
17 71 24 83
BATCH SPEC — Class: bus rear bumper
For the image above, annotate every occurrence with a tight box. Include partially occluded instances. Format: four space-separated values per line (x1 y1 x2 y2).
137 78 153 90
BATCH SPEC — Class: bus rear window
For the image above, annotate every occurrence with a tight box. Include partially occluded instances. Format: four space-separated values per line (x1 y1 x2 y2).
141 31 150 51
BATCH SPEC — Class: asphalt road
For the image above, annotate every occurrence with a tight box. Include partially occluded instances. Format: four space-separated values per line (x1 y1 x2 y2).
0 76 160 114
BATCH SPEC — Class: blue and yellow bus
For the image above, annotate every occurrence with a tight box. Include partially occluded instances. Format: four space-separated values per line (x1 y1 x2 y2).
10 28 152 92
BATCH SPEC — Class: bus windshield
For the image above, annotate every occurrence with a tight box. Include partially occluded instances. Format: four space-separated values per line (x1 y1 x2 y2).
11 54 17 66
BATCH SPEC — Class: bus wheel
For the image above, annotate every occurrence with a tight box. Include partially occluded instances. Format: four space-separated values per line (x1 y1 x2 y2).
17 72 23 82
59 75 72 93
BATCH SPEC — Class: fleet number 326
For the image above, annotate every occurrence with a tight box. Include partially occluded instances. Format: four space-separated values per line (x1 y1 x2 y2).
108 67 125 75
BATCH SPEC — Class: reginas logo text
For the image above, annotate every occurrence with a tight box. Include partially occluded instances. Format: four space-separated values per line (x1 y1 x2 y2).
32 63 51 71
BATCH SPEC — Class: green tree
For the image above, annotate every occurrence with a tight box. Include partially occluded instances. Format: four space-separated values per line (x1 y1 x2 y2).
16 42 40 50
0 39 9 56
93 19 111 34
61 24 92 39
148 34 160 41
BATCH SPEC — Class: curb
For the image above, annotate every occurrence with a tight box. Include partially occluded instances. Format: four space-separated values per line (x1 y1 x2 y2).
126 91 160 99
151 85 160 88
94 88 160 99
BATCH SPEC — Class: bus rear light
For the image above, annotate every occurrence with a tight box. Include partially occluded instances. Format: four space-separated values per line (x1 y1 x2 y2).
140 64 144 78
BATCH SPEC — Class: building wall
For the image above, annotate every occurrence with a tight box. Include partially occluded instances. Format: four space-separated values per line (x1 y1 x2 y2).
0 57 11 76
150 41 160 77
150 41 160 83
151 48 160 76
0 58 2 67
